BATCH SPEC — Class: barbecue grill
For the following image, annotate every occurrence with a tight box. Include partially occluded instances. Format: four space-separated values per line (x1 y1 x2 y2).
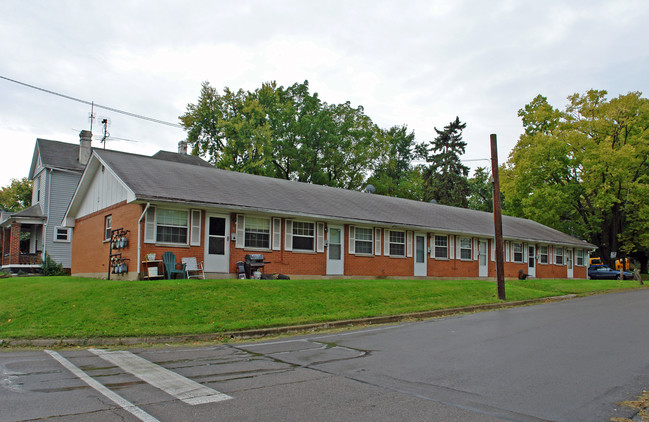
244 254 269 278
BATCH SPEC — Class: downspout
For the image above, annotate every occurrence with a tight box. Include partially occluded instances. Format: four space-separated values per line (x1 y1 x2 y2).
43 168 53 259
137 202 151 277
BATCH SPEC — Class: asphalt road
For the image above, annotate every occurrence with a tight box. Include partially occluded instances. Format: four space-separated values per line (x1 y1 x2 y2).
1 289 648 421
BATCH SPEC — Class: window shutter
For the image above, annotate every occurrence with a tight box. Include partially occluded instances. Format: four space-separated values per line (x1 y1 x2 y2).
144 207 156 243
348 226 355 254
285 220 293 251
491 239 496 261
523 243 528 263
385 230 391 256
272 218 281 251
406 231 413 258
236 214 245 248
449 235 454 260
375 228 382 256
430 235 435 258
505 241 510 262
456 236 461 259
190 209 201 246
317 222 325 253
473 238 479 260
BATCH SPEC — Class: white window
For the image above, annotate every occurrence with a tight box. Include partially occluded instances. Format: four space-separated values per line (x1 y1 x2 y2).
245 216 271 249
156 209 189 244
354 227 373 255
434 235 448 259
555 247 564 265
292 221 315 251
105 215 112 241
539 245 549 264
576 249 584 266
388 230 406 257
54 227 71 243
190 210 201 246
459 237 472 260
35 177 40 203
513 242 524 263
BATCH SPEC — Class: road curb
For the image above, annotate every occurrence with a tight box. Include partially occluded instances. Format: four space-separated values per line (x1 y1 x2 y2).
1 294 577 348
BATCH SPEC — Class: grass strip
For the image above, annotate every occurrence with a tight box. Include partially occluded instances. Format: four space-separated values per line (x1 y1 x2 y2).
0 276 644 339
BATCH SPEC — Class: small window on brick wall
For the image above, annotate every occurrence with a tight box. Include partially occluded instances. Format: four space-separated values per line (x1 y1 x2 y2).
459 237 472 260
434 235 448 259
105 215 112 241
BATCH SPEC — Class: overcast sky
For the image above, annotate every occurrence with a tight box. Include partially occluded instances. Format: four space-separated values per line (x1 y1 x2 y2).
1 0 648 187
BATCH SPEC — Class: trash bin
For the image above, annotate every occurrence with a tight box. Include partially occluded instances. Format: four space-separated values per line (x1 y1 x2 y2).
235 261 246 279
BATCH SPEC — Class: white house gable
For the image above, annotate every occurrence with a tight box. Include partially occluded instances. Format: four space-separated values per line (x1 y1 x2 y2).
76 164 129 218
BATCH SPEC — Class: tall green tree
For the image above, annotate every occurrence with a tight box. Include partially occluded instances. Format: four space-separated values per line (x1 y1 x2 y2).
179 82 272 176
0 177 32 212
366 125 424 200
467 167 493 212
180 80 384 190
419 117 470 207
501 91 649 272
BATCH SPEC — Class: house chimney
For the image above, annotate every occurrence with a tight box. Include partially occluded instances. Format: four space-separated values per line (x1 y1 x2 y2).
178 141 188 155
79 130 92 165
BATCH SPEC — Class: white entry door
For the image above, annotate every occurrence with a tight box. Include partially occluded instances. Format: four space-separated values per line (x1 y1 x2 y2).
478 240 488 277
414 233 427 277
566 248 573 278
326 225 344 275
204 214 230 273
528 245 536 277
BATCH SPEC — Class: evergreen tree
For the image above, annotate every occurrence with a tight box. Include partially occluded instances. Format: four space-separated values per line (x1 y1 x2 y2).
420 117 470 207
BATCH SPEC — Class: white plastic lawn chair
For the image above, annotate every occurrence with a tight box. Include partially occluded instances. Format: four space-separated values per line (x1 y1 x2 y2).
181 257 205 279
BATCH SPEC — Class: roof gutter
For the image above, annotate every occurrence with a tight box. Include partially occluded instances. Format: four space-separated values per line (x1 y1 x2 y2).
137 202 151 276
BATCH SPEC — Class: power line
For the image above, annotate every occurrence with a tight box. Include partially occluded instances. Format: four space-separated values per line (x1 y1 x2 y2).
1 75 184 129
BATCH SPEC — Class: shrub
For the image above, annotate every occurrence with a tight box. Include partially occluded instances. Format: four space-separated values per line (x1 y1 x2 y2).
41 252 65 276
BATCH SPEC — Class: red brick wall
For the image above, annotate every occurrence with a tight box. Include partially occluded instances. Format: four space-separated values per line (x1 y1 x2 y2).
72 202 206 278
72 201 139 277
8 222 21 265
228 215 328 276
71 205 589 280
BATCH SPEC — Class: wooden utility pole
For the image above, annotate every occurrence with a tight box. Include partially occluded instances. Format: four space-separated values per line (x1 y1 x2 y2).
490 134 506 300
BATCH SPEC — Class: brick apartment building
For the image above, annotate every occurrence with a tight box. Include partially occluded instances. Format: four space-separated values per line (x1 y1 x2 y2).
62 147 595 280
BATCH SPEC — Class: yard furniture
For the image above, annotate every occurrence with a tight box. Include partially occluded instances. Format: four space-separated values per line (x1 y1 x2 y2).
142 259 164 279
182 257 205 279
162 251 187 279
244 254 269 279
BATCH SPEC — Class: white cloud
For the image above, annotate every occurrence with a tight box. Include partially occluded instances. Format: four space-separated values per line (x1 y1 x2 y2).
1 0 648 187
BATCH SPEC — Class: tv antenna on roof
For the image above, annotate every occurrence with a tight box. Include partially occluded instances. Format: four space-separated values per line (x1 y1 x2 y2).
88 101 95 136
98 116 111 149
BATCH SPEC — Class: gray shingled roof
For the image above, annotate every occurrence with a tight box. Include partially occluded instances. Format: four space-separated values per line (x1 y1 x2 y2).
152 150 212 167
36 139 86 172
11 204 45 218
95 149 594 248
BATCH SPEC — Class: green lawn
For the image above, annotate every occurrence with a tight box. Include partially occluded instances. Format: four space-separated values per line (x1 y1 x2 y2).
0 276 644 339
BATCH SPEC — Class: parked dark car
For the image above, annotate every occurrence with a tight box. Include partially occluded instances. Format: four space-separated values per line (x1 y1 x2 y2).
588 265 633 280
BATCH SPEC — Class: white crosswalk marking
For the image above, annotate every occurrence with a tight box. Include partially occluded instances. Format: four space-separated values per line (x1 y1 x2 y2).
89 348 232 405
45 350 160 422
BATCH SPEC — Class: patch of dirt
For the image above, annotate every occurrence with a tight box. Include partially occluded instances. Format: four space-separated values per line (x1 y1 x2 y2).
612 389 649 422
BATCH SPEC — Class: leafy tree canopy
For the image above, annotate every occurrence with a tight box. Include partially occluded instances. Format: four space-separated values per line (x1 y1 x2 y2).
366 125 425 200
501 90 649 271
0 177 32 212
467 167 493 212
180 80 387 190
